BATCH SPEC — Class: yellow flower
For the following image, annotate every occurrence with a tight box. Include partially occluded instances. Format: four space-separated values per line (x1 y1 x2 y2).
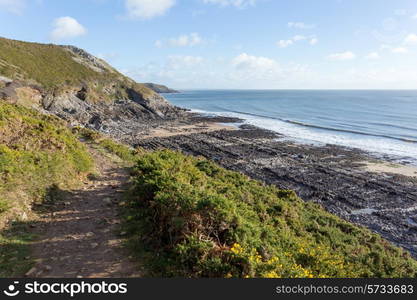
230 243 243 255
264 271 280 278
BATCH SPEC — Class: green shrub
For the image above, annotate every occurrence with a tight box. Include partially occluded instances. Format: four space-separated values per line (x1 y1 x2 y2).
124 150 417 278
98 139 137 162
0 102 93 205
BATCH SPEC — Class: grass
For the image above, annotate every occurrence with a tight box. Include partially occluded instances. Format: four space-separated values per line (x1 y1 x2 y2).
0 37 103 88
123 150 417 278
0 102 94 277
0 103 93 199
0 37 159 103
0 222 37 277
0 199 10 214
73 126 140 163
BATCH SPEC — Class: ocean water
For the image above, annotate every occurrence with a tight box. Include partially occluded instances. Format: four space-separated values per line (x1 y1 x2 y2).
164 90 417 165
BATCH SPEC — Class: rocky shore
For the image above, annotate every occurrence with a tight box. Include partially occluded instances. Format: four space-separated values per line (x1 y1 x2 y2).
127 115 417 258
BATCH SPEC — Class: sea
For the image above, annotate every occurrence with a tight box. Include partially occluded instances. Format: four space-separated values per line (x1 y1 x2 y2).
164 90 417 165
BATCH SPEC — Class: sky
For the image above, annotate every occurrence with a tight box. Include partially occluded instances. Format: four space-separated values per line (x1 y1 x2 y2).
1 0 417 89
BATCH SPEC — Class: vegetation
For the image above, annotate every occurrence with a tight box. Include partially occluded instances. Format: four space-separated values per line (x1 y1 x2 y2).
0 37 157 102
124 150 417 278
1 98 416 278
0 37 107 88
0 102 94 276
73 127 140 163
0 222 37 277
0 103 93 201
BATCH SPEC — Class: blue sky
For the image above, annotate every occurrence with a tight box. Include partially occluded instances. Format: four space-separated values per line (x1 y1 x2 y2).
1 0 417 89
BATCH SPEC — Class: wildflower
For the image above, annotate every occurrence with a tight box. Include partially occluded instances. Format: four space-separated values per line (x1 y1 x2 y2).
230 243 243 255
264 271 280 278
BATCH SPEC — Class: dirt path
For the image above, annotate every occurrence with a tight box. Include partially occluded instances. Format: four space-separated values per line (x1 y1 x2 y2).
27 149 142 278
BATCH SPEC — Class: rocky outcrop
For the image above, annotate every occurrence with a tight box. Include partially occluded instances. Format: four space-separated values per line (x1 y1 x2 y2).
0 37 184 135
61 45 118 74
0 77 184 136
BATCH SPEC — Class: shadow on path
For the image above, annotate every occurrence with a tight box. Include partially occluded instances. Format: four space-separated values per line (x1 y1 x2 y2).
26 163 142 278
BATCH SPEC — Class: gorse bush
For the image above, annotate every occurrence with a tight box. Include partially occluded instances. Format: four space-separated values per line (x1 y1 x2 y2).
125 150 417 278
98 139 138 163
0 102 93 204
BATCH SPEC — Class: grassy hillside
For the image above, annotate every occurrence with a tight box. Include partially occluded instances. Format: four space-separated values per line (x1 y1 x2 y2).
0 102 94 276
0 38 106 88
124 150 417 278
0 37 158 102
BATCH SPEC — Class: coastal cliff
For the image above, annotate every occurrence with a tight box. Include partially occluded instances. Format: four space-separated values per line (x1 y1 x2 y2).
1 37 417 278
0 37 182 133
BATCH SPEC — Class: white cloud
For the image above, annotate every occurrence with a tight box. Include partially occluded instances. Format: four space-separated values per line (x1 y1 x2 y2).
277 35 317 48
380 44 410 54
167 55 203 69
130 57 417 89
125 0 175 19
232 53 279 71
50 17 87 41
126 55 207 87
365 52 380 60
327 51 356 61
310 38 318 45
288 22 316 29
230 53 285 83
0 0 25 14
391 47 408 53
413 14 417 19
202 0 257 8
228 54 315 87
292 35 306 41
404 33 417 45
277 39 293 48
156 33 205 47
327 67 417 89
